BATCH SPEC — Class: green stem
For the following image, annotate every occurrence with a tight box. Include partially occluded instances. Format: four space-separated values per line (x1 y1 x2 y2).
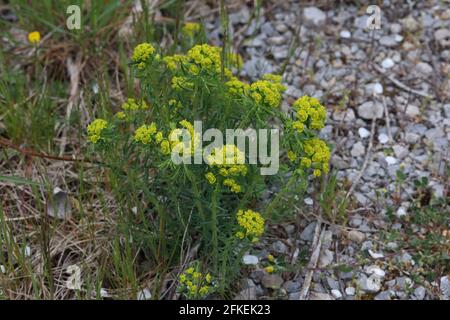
265 175 297 219
211 185 219 270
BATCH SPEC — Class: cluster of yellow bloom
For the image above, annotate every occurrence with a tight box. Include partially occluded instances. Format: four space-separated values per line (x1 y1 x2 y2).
132 43 157 70
179 267 214 299
171 76 193 91
134 123 157 144
292 96 327 131
121 98 149 111
225 77 250 97
301 138 330 177
249 74 286 109
226 52 244 69
87 119 108 144
28 31 41 44
205 145 247 193
182 22 201 37
236 209 265 242
169 120 201 156
133 123 171 154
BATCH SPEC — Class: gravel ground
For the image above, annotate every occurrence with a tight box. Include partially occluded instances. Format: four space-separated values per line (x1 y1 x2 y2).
198 0 450 300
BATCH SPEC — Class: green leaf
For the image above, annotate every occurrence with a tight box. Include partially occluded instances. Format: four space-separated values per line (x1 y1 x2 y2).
0 175 41 186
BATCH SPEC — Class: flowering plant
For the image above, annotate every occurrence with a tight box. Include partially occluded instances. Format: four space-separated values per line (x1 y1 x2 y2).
87 38 330 297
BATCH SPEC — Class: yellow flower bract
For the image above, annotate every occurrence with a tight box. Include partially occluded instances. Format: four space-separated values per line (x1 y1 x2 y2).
28 31 41 44
236 209 265 241
87 119 108 144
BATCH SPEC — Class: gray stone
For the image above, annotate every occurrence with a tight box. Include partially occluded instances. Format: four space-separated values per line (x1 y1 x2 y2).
332 109 356 122
300 222 316 242
381 58 395 69
261 274 283 290
309 292 334 300
303 7 326 27
345 287 356 295
374 290 395 300
331 289 343 299
412 286 426 300
326 277 340 290
357 101 384 120
393 145 409 159
351 141 366 157
272 240 289 254
440 276 450 299
415 62 433 75
435 29 450 47
405 104 420 118
357 274 382 293
379 35 398 47
283 280 301 293
267 36 286 46
242 254 259 265
405 132 420 144
319 249 334 268
234 287 257 300
347 230 366 243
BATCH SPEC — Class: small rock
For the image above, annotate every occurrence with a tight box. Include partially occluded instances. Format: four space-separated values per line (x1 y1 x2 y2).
0 265 5 274
365 265 386 278
385 156 398 166
440 276 450 299
358 274 382 293
319 249 334 268
415 62 433 75
393 145 409 159
283 280 301 293
340 30 351 39
345 287 356 295
242 254 259 265
357 101 384 120
381 58 395 69
351 141 366 157
331 289 343 299
405 132 420 144
378 133 389 144
332 109 356 122
405 104 420 118
368 249 384 259
358 127 371 139
272 241 288 254
379 35 398 47
347 230 366 243
396 206 407 217
304 197 314 206
303 7 326 27
137 288 152 300
435 29 450 47
309 292 334 300
261 274 284 290
374 290 394 300
267 36 286 46
234 287 257 300
413 286 426 300
300 222 316 241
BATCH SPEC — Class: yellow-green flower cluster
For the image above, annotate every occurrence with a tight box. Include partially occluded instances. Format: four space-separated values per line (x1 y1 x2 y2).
236 209 265 242
171 76 193 91
169 120 201 156
301 138 330 177
249 74 286 109
182 22 201 37
225 77 249 97
178 267 214 299
163 54 187 72
121 98 149 111
132 43 156 70
186 44 222 74
205 144 247 193
292 96 327 131
134 123 157 144
87 119 108 144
